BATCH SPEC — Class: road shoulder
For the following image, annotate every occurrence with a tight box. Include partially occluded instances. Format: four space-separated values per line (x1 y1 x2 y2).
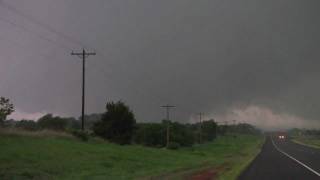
292 139 320 149
152 135 265 180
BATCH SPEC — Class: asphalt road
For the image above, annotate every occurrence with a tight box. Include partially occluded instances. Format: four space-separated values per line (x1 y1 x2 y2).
238 136 320 180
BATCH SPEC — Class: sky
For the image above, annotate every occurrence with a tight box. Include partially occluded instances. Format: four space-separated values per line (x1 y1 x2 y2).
1 0 320 130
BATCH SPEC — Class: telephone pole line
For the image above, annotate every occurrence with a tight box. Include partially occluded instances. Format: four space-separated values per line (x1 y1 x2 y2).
197 113 203 143
71 49 96 131
161 104 175 148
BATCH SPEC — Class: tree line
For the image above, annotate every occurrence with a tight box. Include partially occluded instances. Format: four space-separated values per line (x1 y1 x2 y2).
1 97 260 149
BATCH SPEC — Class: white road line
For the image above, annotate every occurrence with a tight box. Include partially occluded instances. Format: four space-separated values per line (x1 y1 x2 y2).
271 137 320 177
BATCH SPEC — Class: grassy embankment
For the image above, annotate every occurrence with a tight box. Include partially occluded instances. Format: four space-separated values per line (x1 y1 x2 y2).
292 136 320 149
0 130 264 180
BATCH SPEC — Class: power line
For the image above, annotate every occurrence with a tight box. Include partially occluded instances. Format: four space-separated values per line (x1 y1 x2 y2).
0 1 85 48
71 49 96 131
0 14 170 119
0 16 72 51
0 34 60 61
0 3 194 116
0 3 198 122
0 14 194 122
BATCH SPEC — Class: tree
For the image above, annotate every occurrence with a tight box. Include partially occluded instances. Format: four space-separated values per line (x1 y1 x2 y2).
15 120 39 131
201 120 217 141
0 97 14 125
93 101 136 145
37 114 68 131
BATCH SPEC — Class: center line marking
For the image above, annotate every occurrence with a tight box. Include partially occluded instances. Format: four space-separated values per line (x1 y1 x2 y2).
271 137 320 177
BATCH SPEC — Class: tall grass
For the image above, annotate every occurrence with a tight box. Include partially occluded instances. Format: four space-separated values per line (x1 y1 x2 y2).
0 128 74 139
0 133 263 179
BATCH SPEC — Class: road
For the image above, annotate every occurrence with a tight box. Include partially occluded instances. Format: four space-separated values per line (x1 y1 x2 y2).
238 136 320 180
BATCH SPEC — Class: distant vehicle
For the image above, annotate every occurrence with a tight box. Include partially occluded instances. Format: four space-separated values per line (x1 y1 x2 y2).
276 132 287 140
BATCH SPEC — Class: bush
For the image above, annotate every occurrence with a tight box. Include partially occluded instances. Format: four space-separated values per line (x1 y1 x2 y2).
93 101 136 145
201 120 217 141
167 142 180 150
37 114 68 131
15 120 39 131
169 121 194 147
133 123 166 147
134 121 196 147
71 130 89 141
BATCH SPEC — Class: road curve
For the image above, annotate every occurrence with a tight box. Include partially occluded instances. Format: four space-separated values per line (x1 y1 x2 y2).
238 136 320 180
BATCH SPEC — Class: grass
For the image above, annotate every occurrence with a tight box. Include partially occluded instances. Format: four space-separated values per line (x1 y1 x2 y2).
217 135 265 180
292 136 320 149
0 128 74 139
0 131 264 180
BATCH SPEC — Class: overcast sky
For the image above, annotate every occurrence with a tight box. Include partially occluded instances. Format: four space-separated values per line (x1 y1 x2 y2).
1 0 320 130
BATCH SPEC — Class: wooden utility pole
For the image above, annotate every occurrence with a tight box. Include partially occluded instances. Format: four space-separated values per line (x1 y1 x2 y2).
198 113 203 143
161 104 175 147
71 49 96 131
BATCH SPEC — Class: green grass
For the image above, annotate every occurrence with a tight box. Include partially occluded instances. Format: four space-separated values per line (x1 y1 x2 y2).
217 135 265 180
292 136 320 149
0 133 263 180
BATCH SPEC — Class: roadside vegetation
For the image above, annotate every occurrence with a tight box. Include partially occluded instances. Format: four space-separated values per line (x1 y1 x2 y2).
0 132 263 179
1 97 264 179
289 129 320 149
4 101 221 148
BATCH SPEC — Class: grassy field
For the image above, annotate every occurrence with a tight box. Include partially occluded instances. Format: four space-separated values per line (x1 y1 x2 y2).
0 131 263 180
292 136 320 149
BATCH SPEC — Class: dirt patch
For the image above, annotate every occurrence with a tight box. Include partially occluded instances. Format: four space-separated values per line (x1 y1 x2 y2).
189 168 218 180
144 163 230 180
187 164 229 180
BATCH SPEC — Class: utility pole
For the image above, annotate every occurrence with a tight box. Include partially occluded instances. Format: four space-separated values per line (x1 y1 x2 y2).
71 49 96 131
161 104 175 148
198 113 203 144
232 119 236 132
224 121 229 135
211 118 217 138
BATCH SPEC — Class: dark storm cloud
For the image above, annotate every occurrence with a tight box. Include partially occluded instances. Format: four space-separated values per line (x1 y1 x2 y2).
1 0 320 129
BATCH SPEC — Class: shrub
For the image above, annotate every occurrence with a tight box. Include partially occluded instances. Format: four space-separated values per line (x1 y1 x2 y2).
71 130 89 141
133 123 166 147
169 122 194 147
167 142 180 150
15 120 39 131
37 114 68 131
201 120 217 141
134 121 196 147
